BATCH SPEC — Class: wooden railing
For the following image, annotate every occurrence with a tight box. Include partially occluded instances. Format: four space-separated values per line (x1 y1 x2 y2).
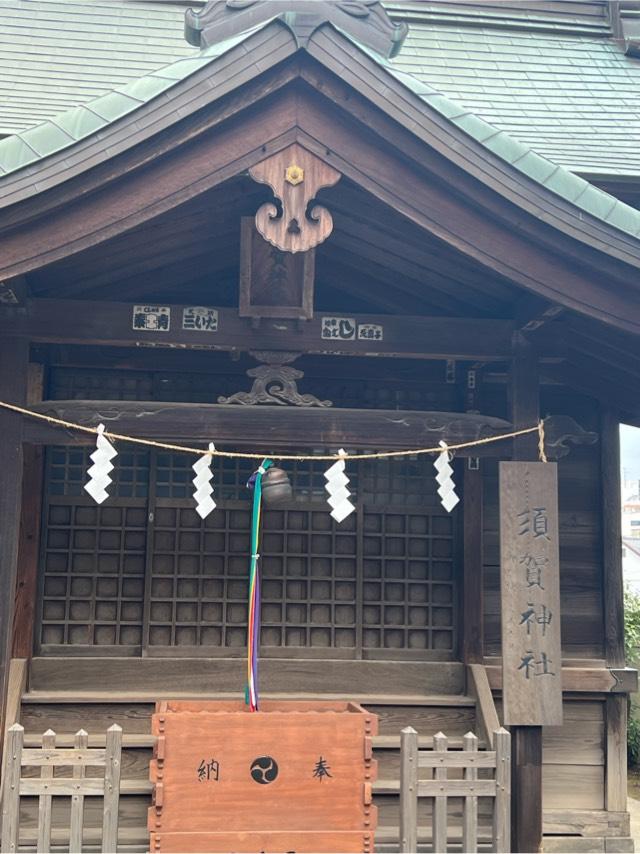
399 727 511 853
1 724 122 853
467 663 501 750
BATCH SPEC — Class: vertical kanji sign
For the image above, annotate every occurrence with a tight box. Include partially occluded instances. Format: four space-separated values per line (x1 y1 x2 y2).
500 462 563 725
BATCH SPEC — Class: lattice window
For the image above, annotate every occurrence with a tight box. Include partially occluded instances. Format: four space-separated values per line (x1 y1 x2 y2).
39 444 458 657
39 448 149 650
362 511 455 652
148 505 251 648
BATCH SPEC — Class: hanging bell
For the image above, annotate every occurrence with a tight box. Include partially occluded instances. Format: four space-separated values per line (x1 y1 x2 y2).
261 466 293 505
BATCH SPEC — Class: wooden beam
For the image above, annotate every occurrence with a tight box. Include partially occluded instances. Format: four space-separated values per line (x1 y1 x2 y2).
0 338 28 756
0 299 516 361
486 664 637 694
23 401 513 453
601 410 625 668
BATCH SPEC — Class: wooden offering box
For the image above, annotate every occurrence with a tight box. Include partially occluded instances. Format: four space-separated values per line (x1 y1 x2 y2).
148 699 378 853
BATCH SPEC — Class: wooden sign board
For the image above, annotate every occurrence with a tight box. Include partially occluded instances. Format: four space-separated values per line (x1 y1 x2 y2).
499 462 563 726
239 218 315 320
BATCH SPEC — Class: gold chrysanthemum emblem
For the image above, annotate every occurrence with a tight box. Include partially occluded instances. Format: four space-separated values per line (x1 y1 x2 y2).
285 164 304 186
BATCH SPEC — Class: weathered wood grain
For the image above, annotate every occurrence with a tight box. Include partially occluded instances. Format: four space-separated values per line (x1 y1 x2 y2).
500 462 562 726
605 695 627 813
28 658 466 696
463 467 484 664
0 299 516 360
0 338 28 757
601 411 625 668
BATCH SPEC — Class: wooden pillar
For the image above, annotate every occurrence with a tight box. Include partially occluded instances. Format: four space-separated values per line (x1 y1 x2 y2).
0 337 28 745
601 409 625 668
463 466 483 663
601 410 628 818
509 331 543 854
11 365 44 660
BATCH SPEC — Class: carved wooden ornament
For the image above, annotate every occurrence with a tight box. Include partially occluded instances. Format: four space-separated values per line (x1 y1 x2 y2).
249 144 341 253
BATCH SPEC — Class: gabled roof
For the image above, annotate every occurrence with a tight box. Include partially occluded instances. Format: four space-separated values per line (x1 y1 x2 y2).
0 13 639 339
1 11 640 243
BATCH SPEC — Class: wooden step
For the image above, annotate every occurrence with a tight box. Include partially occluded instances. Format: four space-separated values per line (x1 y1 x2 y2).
21 690 475 706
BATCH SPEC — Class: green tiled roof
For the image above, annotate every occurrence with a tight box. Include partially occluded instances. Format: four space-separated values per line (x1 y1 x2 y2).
2 1 640 179
1 8 640 242
0 26 259 175
369 46 640 237
391 22 640 176
0 0 196 135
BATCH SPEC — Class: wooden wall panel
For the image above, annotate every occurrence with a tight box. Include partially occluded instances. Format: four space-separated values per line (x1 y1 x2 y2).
495 698 606 812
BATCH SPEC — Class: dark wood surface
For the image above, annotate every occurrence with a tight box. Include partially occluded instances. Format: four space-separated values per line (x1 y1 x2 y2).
462 467 483 664
0 338 28 753
24 401 513 453
11 444 43 659
0 300 517 361
600 410 625 669
239 218 316 320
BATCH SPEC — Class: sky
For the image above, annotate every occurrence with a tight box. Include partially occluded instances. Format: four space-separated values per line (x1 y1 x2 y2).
622 424 640 485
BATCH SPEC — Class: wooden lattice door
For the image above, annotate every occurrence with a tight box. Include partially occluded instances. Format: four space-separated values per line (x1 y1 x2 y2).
37 447 459 659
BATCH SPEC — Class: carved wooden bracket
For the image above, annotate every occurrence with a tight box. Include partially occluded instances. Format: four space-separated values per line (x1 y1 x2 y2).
249 144 341 254
541 414 598 458
218 351 333 407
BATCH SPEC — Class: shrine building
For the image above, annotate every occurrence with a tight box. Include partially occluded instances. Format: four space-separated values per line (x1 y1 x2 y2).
0 1 639 852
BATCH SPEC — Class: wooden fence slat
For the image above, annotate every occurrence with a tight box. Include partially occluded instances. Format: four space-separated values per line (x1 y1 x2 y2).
69 729 87 853
1 723 23 854
494 727 511 854
23 748 107 765
399 726 418 854
102 723 122 853
20 778 106 796
463 732 479 854
418 752 496 768
433 732 448 854
417 780 496 798
399 727 511 854
37 729 55 854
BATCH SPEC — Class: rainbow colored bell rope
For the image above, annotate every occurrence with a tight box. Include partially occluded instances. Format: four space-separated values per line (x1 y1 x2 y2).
245 459 273 711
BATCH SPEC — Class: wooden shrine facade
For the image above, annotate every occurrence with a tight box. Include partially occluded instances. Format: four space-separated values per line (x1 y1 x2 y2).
0 3 640 851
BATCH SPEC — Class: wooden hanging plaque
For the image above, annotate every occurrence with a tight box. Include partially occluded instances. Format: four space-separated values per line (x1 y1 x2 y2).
149 699 377 853
499 462 563 726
